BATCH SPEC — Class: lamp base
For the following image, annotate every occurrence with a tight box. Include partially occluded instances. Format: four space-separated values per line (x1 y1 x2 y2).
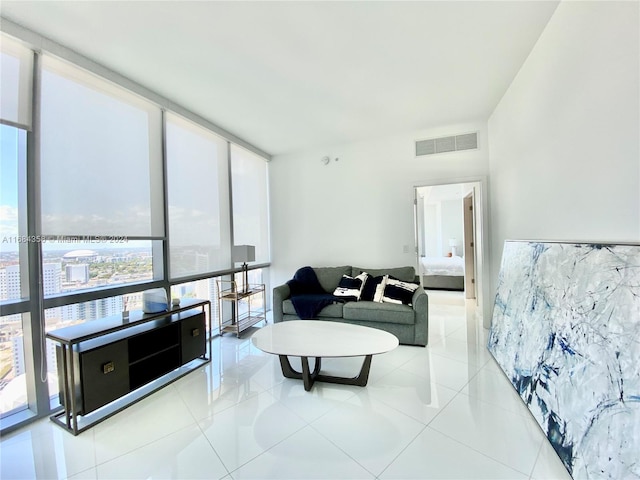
242 263 249 293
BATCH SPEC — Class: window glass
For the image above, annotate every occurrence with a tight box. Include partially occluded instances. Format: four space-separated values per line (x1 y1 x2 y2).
44 293 144 400
165 113 231 279
39 55 163 237
230 145 270 264
171 279 217 334
0 125 28 302
0 313 28 418
40 239 158 297
232 268 266 319
170 269 265 337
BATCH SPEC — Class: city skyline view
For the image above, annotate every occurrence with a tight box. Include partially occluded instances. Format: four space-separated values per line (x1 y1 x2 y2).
0 243 154 416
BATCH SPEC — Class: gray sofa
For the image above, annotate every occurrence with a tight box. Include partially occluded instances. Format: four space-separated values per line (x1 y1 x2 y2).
272 265 428 346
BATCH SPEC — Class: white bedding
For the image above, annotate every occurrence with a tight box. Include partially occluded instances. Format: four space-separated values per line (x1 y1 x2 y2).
420 256 465 276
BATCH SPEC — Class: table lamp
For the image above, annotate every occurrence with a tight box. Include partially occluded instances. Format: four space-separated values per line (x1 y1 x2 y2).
233 245 255 292
449 238 458 257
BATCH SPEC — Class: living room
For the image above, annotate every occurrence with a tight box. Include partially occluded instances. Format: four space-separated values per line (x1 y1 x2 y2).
0 1 638 479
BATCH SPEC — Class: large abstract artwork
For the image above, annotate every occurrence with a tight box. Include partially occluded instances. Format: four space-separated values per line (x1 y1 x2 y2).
488 241 640 479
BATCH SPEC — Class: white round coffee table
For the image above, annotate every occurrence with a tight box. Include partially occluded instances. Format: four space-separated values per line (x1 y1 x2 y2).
251 320 399 391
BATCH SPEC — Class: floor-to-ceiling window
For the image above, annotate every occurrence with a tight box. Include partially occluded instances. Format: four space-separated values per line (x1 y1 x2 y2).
165 112 230 280
0 126 29 418
230 144 270 265
0 34 33 421
0 30 271 434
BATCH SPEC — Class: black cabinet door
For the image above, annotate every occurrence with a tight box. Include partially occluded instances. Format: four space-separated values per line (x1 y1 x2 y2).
181 313 206 364
81 340 129 414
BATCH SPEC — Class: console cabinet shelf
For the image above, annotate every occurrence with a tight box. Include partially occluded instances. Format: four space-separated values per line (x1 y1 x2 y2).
47 299 211 435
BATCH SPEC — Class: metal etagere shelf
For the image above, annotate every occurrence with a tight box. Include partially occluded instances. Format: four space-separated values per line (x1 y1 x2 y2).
216 280 266 337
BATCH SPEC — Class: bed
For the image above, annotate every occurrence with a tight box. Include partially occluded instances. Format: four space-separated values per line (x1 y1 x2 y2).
419 255 465 291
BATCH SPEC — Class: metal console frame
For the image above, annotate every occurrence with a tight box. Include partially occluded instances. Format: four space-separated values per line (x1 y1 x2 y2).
46 299 212 435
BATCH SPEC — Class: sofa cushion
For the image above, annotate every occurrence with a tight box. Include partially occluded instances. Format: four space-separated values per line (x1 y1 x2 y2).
343 301 415 325
283 299 344 319
352 266 416 283
313 266 352 293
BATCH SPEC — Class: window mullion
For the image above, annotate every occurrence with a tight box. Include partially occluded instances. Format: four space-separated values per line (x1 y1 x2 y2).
25 50 50 418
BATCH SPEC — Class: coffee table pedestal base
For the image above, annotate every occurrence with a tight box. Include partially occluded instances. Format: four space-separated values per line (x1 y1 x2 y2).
278 355 373 391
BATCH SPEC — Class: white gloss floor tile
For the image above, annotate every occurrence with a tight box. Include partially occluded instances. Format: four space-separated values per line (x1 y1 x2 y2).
428 393 545 476
400 348 482 391
92 385 197 465
1 291 574 480
230 425 374 479
428 334 494 366
461 363 533 418
0 419 96 479
267 379 357 423
198 390 307 472
360 368 458 425
531 437 574 480
380 426 528 479
310 394 425 477
96 424 228 480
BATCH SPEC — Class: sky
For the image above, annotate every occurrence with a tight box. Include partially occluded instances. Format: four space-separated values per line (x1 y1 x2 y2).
0 125 21 252
0 124 20 209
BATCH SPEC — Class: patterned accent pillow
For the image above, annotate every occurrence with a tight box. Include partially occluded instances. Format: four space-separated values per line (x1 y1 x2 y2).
333 273 368 302
373 275 389 303
382 277 420 305
360 274 386 302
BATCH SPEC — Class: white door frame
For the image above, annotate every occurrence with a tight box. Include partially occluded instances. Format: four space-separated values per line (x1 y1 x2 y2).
463 191 477 300
412 176 491 328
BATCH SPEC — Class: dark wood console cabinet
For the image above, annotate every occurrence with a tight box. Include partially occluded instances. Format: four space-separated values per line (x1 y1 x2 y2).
47 299 211 435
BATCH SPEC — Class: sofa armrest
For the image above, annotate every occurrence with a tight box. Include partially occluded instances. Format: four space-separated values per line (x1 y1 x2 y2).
272 283 291 323
412 288 429 346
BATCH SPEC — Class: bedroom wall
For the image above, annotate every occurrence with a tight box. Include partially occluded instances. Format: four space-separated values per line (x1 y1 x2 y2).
269 121 490 306
488 1 640 312
440 199 464 257
423 203 438 257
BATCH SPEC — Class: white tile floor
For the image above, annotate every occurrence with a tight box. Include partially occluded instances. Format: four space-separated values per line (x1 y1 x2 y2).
1 291 573 480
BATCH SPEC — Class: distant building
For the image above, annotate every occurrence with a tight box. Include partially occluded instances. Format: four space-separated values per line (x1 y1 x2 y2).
12 336 25 377
1 263 61 300
62 249 99 263
43 263 62 296
65 264 89 283
0 265 22 300
10 333 58 380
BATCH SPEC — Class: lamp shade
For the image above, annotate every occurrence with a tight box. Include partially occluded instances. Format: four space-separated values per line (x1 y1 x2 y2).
232 245 256 263
448 238 458 247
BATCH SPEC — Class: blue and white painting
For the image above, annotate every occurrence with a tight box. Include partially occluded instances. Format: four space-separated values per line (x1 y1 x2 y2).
488 241 640 479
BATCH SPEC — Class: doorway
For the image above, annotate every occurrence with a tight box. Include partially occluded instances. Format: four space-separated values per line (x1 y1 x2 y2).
414 180 486 321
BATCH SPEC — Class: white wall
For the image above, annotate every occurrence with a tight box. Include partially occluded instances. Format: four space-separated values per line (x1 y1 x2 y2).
269 122 489 291
440 199 464 256
423 203 438 256
488 2 640 303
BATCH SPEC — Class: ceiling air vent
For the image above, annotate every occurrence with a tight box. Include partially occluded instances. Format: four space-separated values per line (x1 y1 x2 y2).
415 132 478 157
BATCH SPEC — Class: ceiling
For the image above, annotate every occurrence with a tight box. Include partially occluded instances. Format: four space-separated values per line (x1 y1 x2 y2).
0 1 559 157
